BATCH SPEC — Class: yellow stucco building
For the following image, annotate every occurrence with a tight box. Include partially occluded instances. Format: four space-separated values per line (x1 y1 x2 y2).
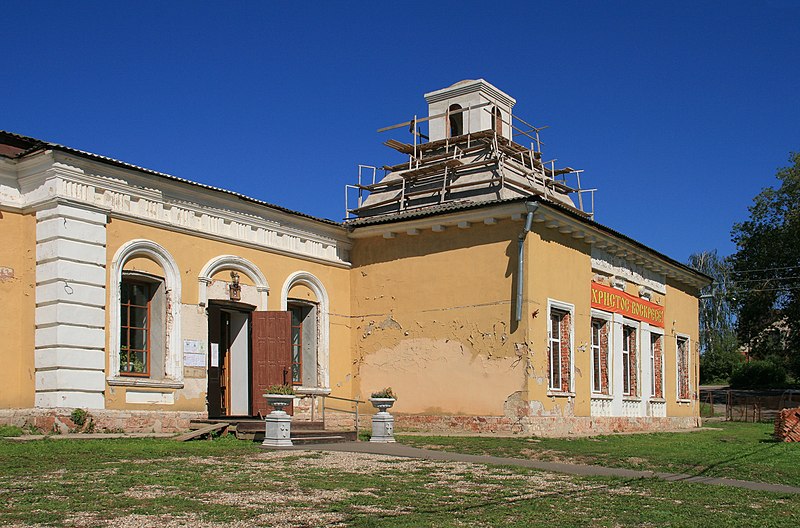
0 80 709 436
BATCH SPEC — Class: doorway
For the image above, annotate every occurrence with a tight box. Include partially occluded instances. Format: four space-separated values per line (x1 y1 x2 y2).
207 301 293 418
207 301 254 418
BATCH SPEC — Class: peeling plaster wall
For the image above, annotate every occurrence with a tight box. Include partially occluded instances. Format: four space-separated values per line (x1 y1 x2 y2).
0 211 36 408
350 219 529 416
351 214 701 427
526 227 593 417
104 218 353 412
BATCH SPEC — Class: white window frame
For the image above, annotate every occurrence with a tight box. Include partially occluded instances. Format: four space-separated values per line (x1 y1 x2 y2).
590 309 613 396
621 320 639 397
280 271 331 393
547 299 575 394
676 333 691 402
591 320 602 393
649 328 665 399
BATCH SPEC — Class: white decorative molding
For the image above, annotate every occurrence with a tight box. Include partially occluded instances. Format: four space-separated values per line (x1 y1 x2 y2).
280 271 330 390
198 255 269 310
108 239 183 383
621 398 642 417
590 396 613 417
592 247 666 295
2 152 352 268
649 400 666 417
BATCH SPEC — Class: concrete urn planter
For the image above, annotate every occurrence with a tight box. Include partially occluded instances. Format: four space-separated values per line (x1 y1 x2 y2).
369 397 396 443
265 394 294 413
369 397 396 412
262 394 295 447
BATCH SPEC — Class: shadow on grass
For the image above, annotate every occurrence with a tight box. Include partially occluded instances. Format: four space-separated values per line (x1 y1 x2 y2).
341 471 650 526
668 430 785 482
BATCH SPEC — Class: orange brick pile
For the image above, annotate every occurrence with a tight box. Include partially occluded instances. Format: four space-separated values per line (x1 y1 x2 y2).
774 407 800 442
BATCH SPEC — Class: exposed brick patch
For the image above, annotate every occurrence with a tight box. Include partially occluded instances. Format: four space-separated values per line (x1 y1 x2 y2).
560 312 571 392
396 415 515 435
0 267 14 282
678 338 690 400
653 335 663 398
599 320 609 394
774 407 800 442
549 309 572 392
0 408 206 434
395 414 699 437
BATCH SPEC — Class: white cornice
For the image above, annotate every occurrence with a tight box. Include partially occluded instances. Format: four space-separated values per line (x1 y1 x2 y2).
347 203 526 239
424 79 517 107
532 206 708 290
2 151 352 268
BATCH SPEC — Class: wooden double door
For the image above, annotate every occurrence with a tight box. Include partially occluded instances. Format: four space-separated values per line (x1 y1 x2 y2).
207 303 292 418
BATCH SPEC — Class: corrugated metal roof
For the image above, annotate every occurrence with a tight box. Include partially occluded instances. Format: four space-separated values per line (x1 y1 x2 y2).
0 130 342 227
344 197 530 226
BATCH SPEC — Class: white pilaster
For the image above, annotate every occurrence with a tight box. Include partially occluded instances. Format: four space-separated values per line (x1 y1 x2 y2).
34 203 107 409
610 313 624 416
640 323 651 417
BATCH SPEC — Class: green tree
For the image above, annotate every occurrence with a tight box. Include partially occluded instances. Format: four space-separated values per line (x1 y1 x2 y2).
687 250 741 383
731 152 800 379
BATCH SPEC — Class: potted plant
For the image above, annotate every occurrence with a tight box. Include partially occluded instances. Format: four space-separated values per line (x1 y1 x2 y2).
369 387 396 443
264 384 295 413
263 384 295 448
369 387 396 412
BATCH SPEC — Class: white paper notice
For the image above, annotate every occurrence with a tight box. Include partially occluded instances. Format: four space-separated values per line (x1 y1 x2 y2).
210 343 219 367
184 354 206 367
183 339 200 354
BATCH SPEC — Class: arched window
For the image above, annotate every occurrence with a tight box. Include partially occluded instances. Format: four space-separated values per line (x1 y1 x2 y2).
109 240 182 384
492 106 503 136
280 271 330 391
448 104 463 137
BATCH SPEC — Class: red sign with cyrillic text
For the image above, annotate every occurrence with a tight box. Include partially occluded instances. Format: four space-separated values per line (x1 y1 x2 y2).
590 282 665 327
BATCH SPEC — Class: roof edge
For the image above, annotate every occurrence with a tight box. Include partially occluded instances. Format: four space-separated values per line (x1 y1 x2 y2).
1 130 343 228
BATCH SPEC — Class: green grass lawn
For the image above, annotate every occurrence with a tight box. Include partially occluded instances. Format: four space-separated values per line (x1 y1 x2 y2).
399 421 800 487
0 435 798 527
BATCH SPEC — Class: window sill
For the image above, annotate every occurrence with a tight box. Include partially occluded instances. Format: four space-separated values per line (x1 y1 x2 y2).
108 378 184 389
676 398 692 404
622 397 642 402
590 394 613 400
649 398 666 403
547 391 575 398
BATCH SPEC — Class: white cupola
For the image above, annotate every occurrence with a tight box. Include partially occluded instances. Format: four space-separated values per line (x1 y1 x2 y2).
423 79 516 142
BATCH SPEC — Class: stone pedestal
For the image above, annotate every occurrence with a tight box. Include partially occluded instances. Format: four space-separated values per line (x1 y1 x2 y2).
262 410 292 447
370 411 395 443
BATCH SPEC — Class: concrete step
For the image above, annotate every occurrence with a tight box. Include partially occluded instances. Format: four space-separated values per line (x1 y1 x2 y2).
291 421 326 431
189 418 349 442
291 435 347 445
292 430 357 442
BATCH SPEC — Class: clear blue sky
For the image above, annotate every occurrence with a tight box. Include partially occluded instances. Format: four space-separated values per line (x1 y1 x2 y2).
5 1 799 262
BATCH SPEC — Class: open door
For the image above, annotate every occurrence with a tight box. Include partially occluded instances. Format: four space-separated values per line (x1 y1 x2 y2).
207 305 222 417
251 311 292 416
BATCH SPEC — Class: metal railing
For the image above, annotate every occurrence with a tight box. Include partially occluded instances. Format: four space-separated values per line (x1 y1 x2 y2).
312 394 365 437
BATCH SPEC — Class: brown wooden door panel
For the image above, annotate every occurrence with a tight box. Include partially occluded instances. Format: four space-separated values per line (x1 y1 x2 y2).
251 311 292 416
